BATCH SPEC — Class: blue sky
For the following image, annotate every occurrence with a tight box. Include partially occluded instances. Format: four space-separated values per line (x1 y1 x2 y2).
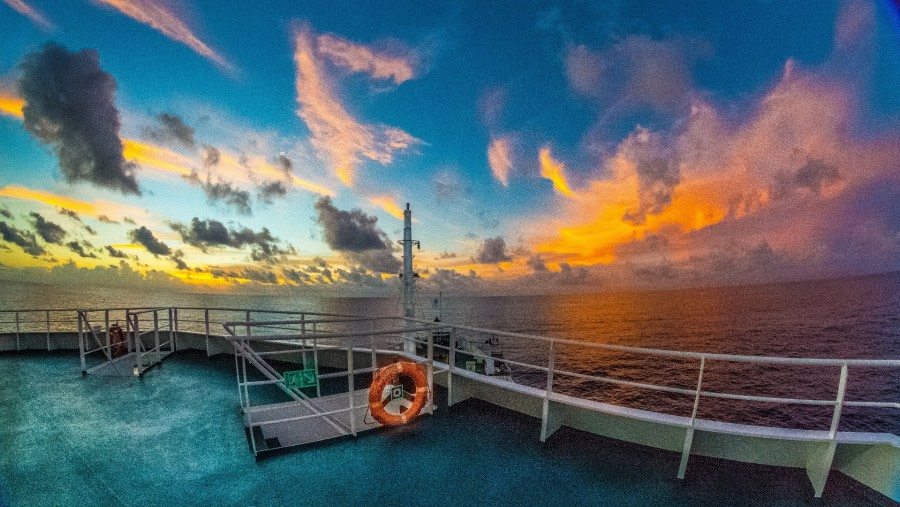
0 0 898 294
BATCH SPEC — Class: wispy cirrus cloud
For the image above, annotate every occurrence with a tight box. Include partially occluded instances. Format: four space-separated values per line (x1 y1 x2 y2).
92 0 233 72
316 33 418 85
2 0 53 30
0 184 154 225
488 137 513 187
292 24 422 187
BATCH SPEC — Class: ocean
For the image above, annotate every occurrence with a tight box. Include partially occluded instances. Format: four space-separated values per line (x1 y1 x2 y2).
1 271 898 434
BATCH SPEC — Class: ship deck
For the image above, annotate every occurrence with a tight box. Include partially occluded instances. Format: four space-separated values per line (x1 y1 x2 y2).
0 350 890 506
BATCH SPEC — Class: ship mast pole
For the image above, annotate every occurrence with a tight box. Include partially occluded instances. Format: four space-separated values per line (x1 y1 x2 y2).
400 203 418 354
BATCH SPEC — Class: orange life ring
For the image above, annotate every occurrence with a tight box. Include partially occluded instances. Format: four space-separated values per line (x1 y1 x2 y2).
368 361 428 426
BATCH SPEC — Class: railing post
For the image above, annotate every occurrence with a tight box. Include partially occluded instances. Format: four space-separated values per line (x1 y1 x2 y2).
153 310 160 362
245 311 252 340
426 326 434 414
808 363 849 498
204 308 210 355
370 319 377 370
173 308 179 351
540 339 558 442
134 313 142 376
447 328 456 407
78 311 86 373
104 310 110 357
678 355 705 479
313 334 321 398
347 338 357 436
14 311 20 351
45 310 51 351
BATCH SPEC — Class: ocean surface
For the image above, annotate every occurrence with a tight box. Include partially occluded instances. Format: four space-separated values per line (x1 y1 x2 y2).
1 271 898 434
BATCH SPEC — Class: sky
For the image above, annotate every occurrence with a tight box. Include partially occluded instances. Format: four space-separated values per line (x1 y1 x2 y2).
0 0 898 296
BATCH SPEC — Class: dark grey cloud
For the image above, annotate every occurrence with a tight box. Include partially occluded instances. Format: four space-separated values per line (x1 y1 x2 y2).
314 197 401 273
128 226 170 256
58 208 81 221
476 236 512 264
122 217 136 225
257 180 288 204
283 268 311 284
83 225 97 235
170 250 188 270
772 158 841 199
314 196 391 251
105 245 128 258
29 212 66 244
0 208 11 219
204 180 252 215
277 153 292 174
202 145 220 168
67 240 97 258
170 217 289 264
526 255 548 272
242 269 277 284
145 112 195 149
0 221 44 256
18 42 139 195
623 157 680 224
184 171 253 215
438 251 458 259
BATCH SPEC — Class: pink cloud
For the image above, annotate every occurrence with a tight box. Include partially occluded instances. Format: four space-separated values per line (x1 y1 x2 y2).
93 0 233 72
2 0 53 30
292 24 422 187
487 136 513 186
316 33 418 84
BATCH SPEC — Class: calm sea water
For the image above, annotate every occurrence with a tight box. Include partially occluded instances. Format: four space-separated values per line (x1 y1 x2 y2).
1 272 898 434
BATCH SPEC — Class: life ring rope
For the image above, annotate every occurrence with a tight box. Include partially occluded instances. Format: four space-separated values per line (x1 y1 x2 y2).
367 361 429 426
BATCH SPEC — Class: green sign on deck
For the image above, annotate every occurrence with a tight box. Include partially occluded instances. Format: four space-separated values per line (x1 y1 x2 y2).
284 368 317 389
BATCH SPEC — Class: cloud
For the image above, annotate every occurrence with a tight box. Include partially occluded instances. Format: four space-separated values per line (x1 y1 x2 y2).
314 196 391 251
202 144 220 167
316 32 418 84
0 208 11 219
2 0 53 30
28 212 66 244
144 112 195 149
623 157 680 225
367 195 406 220
170 217 289 264
476 236 512 264
58 208 81 222
314 196 400 273
256 180 288 204
241 268 277 284
538 147 574 196
526 255 548 272
0 221 44 256
771 158 841 199
293 24 422 186
67 240 97 258
128 226 170 256
0 184 151 224
93 0 233 71
18 42 140 194
183 172 252 215
105 245 128 258
170 249 187 270
276 153 292 174
488 137 513 187
432 169 464 202
98 215 118 224
565 35 704 115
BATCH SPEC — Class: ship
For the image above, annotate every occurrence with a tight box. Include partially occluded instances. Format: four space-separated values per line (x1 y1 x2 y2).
0 204 897 505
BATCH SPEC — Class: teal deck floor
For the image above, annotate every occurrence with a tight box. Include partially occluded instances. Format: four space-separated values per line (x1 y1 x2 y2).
0 351 889 506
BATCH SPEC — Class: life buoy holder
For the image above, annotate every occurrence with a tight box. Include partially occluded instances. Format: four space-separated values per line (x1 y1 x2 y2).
368 361 428 426
109 324 127 358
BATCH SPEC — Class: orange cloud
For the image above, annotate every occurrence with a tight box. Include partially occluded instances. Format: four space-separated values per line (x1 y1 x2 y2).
367 195 409 220
529 59 897 269
539 147 574 196
0 93 24 119
93 0 233 72
0 184 153 224
317 33 416 84
488 137 512 186
2 0 53 30
293 24 421 187
122 139 193 176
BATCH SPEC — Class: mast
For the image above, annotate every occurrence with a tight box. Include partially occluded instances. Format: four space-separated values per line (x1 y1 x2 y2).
399 203 419 353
